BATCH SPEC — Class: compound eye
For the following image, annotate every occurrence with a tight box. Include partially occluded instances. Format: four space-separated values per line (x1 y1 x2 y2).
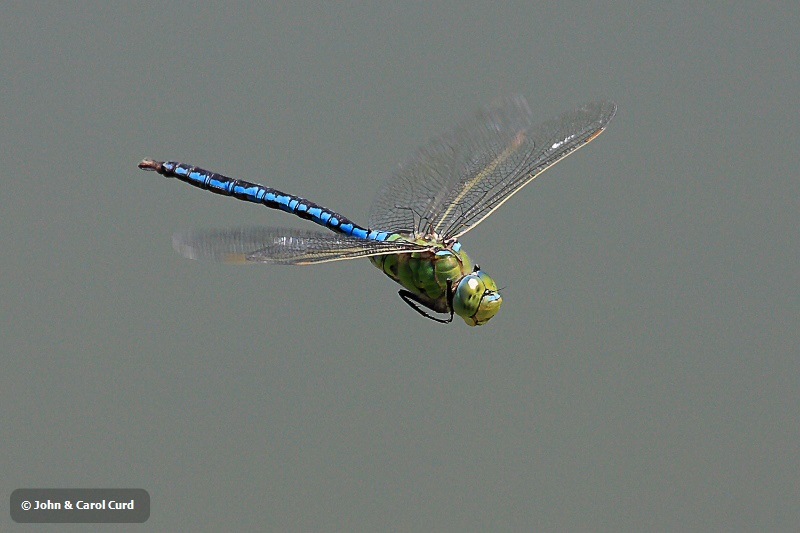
453 274 485 319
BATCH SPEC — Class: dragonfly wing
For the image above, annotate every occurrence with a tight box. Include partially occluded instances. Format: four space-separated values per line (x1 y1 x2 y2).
172 227 428 265
368 97 616 239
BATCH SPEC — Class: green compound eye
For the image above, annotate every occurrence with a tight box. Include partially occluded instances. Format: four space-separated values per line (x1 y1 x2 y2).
453 271 502 326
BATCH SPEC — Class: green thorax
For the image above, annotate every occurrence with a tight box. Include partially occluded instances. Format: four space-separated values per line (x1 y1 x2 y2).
369 234 502 326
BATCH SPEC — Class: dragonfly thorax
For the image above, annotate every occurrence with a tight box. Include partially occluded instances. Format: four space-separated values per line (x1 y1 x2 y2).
369 237 502 325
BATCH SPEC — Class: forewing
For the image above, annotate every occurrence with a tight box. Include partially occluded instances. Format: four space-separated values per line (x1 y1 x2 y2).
368 97 617 239
172 227 428 265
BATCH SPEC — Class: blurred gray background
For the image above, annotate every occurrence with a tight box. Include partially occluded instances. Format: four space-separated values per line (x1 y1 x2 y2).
1 2 797 531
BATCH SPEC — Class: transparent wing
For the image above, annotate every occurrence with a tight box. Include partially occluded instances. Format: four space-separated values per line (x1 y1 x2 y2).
172 227 428 265
368 97 617 239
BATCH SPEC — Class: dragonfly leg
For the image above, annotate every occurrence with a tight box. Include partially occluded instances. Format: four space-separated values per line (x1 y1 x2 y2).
397 278 455 324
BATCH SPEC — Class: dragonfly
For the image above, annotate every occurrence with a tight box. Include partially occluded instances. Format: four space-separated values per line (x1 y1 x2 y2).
139 96 616 325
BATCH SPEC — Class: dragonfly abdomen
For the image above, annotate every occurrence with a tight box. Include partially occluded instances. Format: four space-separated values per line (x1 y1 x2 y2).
138 159 393 241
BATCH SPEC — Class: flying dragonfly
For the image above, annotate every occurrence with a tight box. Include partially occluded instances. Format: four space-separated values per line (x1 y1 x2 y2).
139 97 616 325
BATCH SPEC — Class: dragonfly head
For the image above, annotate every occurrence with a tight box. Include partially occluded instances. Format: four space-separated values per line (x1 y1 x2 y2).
452 267 502 326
